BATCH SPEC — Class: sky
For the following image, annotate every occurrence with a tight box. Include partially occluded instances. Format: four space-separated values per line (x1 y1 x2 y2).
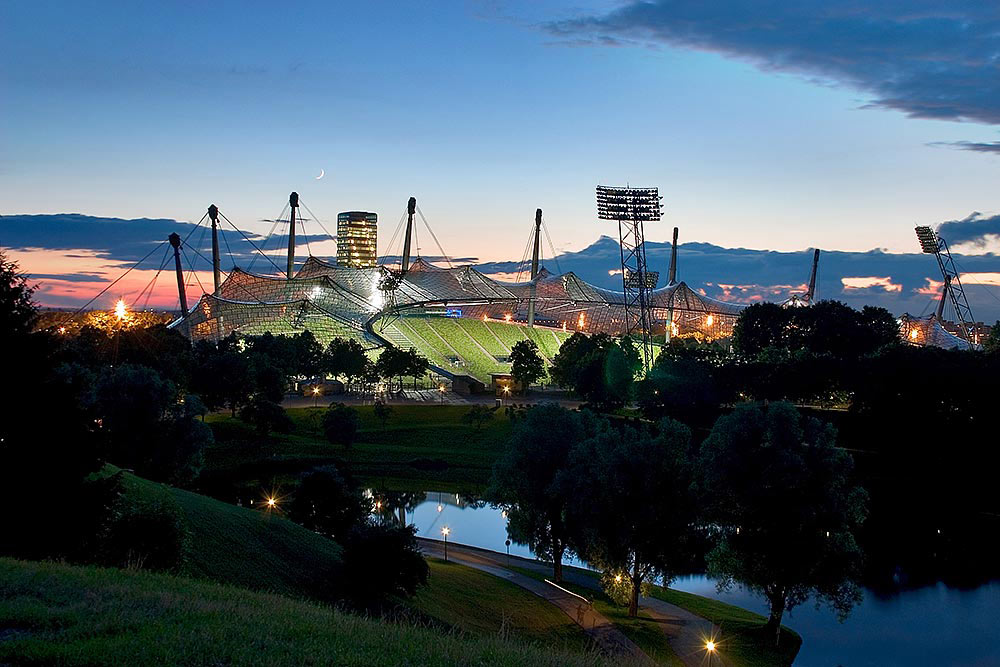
1 1 999 315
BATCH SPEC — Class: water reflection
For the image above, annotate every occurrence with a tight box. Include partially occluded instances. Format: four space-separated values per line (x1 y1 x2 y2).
374 490 1000 667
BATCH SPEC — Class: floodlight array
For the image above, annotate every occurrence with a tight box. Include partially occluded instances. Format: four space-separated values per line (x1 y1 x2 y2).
915 226 940 254
596 186 663 221
624 269 659 289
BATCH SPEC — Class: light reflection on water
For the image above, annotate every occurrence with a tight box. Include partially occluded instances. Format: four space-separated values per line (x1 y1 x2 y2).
397 492 1000 667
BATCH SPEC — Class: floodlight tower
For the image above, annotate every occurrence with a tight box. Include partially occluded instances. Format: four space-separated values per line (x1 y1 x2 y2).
527 208 542 327
915 226 976 344
597 185 663 372
287 191 299 279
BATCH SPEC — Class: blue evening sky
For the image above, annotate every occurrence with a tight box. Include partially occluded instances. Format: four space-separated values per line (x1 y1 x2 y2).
3 1 1000 263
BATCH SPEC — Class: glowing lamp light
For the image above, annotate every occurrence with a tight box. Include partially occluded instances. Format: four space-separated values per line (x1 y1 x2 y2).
706 641 716 653
114 299 128 321
266 497 277 508
909 329 919 340
705 314 714 327
441 526 450 537
482 314 489 322
504 313 512 322
312 386 321 395
614 574 622 584
577 312 585 329
437 504 443 513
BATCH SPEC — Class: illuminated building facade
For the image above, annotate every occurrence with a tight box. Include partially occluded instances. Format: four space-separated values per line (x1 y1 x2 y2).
337 211 378 269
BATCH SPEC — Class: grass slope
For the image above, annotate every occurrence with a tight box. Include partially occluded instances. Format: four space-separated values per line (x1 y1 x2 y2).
119 470 343 600
0 559 618 667
204 405 512 494
410 559 594 654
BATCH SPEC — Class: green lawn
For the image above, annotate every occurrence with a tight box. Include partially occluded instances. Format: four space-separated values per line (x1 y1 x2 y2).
203 404 512 495
0 558 623 667
115 469 344 601
410 559 594 654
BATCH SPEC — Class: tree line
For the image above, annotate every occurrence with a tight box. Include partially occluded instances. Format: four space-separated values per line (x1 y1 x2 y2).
489 402 866 645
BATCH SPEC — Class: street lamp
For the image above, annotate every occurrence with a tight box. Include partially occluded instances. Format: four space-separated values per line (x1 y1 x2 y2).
705 639 717 666
312 385 321 408
442 526 451 562
439 384 446 403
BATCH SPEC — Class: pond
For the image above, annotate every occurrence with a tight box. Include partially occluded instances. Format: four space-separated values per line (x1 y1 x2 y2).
396 491 1000 667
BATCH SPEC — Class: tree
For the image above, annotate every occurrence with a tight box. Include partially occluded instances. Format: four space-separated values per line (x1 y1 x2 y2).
326 337 369 390
341 522 429 605
566 418 698 617
239 395 293 436
191 335 253 414
323 402 360 449
637 342 725 425
373 400 393 430
462 404 494 431
94 364 211 485
289 466 371 541
2 252 104 560
489 404 595 581
731 303 792 359
984 321 1000 355
698 402 868 645
550 333 639 410
509 339 545 392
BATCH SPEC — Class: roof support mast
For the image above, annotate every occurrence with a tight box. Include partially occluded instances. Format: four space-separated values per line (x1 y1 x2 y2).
208 204 221 293
287 192 299 279
527 208 542 327
667 226 679 285
806 248 820 302
168 232 188 317
402 196 416 273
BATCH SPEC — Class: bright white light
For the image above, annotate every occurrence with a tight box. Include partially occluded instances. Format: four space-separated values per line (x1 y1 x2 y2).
114 299 128 320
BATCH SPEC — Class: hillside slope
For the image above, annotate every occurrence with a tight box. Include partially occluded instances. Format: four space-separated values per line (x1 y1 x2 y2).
119 470 343 600
0 559 620 667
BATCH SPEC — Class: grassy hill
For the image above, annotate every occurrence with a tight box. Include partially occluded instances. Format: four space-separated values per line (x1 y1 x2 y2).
116 469 343 600
0 558 624 667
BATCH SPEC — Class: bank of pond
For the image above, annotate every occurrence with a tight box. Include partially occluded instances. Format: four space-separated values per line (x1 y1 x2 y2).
400 490 1000 667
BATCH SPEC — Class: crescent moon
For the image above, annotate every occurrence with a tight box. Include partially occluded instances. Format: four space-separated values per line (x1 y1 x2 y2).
315 169 325 180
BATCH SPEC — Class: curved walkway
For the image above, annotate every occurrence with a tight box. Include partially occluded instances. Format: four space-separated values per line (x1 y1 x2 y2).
418 538 730 667
418 539 651 664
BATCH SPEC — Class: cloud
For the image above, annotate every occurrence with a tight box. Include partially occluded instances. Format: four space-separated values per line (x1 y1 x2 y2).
841 276 903 293
0 213 334 267
936 212 1000 248
546 2 1000 128
930 141 1000 154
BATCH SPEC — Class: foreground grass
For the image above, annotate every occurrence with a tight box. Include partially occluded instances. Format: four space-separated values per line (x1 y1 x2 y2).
0 559 618 667
410 558 594 654
204 405 513 494
115 469 344 601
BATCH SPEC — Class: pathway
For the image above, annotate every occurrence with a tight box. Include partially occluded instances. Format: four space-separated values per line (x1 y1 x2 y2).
418 539 651 664
418 538 730 667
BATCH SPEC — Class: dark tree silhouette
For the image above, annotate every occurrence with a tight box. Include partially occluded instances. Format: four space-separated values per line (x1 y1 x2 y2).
509 339 545 392
699 402 868 645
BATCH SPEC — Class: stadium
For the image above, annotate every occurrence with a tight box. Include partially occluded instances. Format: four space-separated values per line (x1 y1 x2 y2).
169 193 971 382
